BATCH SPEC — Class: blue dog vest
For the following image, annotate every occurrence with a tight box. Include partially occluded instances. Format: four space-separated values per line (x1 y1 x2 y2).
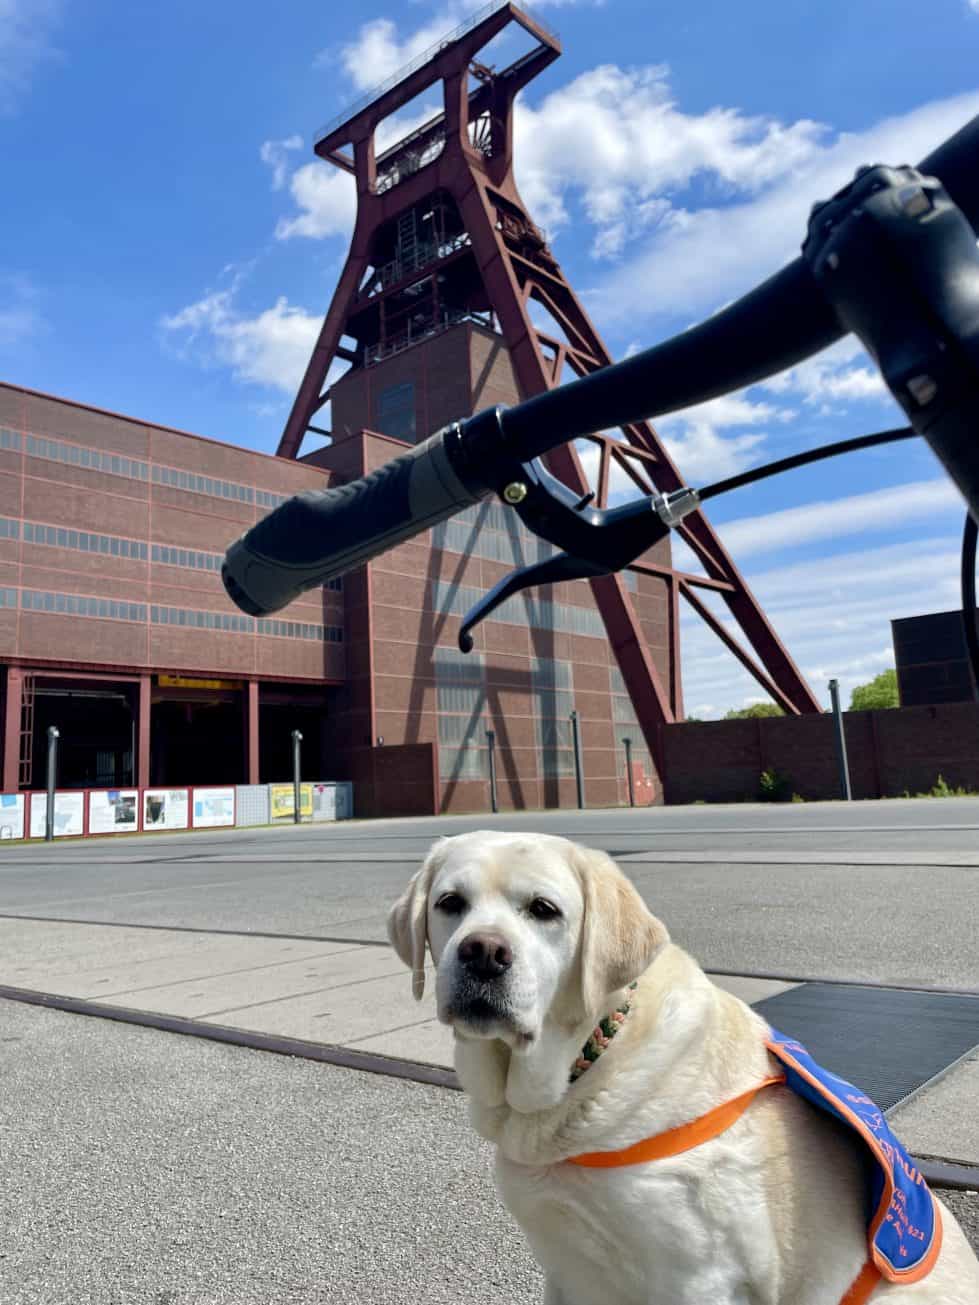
766 1028 941 1283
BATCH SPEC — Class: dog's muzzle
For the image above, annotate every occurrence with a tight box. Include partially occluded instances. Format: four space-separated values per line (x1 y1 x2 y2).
447 930 515 1029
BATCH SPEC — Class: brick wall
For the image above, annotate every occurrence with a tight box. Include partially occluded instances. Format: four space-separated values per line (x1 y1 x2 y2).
661 702 979 803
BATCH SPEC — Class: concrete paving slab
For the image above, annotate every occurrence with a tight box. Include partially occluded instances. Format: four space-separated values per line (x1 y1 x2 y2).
711 974 799 1004
348 1017 455 1064
888 1049 979 1166
0 918 342 983
0 918 221 976
91 946 407 1017
197 969 440 1043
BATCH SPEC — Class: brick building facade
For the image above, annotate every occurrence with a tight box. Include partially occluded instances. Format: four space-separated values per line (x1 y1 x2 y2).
0 323 672 815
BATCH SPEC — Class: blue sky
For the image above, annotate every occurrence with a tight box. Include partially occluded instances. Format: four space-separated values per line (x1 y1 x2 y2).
3 0 979 717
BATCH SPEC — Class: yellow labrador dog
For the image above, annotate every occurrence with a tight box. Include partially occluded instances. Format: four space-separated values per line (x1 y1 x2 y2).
388 831 979 1305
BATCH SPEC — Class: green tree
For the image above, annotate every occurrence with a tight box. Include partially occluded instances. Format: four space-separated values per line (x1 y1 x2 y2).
849 668 899 711
722 702 784 720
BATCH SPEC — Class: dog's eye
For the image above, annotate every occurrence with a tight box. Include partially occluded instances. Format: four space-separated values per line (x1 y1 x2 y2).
528 897 561 921
435 892 467 915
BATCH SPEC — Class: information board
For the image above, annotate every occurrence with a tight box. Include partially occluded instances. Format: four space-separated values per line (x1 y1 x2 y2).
192 787 235 828
89 789 139 834
143 788 190 832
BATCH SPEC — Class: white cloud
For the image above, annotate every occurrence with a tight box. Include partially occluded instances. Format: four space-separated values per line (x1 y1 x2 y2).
0 0 61 114
275 163 356 241
260 135 303 191
331 14 457 92
597 90 979 325
513 63 825 248
762 337 890 409
970 0 979 13
161 288 325 393
715 476 965 560
657 393 793 483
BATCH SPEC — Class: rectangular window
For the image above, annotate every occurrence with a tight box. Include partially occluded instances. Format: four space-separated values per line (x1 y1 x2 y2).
376 380 416 444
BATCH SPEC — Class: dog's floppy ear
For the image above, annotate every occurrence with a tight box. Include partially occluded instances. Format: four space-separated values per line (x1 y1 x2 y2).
386 838 449 1000
571 844 669 1017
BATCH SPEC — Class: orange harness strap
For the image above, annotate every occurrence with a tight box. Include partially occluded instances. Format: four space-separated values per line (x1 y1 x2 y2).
841 1261 881 1304
566 1074 880 1304
566 1074 785 1168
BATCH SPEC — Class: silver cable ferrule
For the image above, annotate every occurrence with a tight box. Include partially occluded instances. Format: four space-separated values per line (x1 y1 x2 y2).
653 487 700 528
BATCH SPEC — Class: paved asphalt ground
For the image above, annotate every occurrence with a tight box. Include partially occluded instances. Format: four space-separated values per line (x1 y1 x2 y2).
1 800 978 1301
2 799 978 985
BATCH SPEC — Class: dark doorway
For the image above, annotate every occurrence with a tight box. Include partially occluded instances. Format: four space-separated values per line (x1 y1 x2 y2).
151 698 244 786
32 682 135 789
259 703 329 782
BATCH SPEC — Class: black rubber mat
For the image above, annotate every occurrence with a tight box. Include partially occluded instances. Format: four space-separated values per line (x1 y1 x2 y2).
752 983 979 1112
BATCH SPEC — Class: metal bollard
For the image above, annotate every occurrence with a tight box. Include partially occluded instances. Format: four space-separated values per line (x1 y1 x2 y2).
570 709 585 809
622 736 635 807
291 729 303 824
486 728 498 813
828 679 852 801
45 726 60 842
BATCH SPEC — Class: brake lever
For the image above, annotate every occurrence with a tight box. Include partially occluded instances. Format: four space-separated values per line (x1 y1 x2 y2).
456 446 701 652
458 552 610 652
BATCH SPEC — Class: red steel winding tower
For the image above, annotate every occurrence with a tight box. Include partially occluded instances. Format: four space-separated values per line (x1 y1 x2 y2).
278 0 819 814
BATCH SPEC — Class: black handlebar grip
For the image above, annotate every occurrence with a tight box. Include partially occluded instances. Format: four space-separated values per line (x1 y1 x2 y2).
222 425 484 616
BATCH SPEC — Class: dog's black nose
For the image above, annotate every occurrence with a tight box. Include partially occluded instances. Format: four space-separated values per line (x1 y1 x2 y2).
458 931 513 980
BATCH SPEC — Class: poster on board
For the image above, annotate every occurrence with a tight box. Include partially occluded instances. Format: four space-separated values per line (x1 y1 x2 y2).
143 788 190 832
29 791 85 839
192 787 235 828
269 783 312 820
88 789 139 834
0 793 26 840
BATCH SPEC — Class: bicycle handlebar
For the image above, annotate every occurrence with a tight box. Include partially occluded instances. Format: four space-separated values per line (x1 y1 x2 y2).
223 114 979 617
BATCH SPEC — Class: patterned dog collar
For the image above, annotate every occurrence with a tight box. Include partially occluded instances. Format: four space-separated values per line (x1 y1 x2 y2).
569 982 638 1082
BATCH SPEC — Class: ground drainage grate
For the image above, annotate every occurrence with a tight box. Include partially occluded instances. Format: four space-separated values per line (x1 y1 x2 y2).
752 982 979 1112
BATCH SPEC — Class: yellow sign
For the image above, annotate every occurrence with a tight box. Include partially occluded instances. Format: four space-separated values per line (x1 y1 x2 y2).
270 783 313 819
158 675 244 691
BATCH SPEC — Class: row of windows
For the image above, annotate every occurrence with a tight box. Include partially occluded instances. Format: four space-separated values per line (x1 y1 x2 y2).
0 514 342 591
152 543 219 571
5 585 342 643
152 605 254 634
23 590 147 621
152 462 267 505
1 426 294 511
431 579 609 640
257 618 344 643
27 433 150 481
152 606 343 642
26 521 149 559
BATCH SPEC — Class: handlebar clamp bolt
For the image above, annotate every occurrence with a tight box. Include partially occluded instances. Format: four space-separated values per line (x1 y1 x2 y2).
503 482 528 505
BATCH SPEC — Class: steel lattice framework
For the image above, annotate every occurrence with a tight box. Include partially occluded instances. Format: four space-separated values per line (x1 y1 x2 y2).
276 0 820 772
